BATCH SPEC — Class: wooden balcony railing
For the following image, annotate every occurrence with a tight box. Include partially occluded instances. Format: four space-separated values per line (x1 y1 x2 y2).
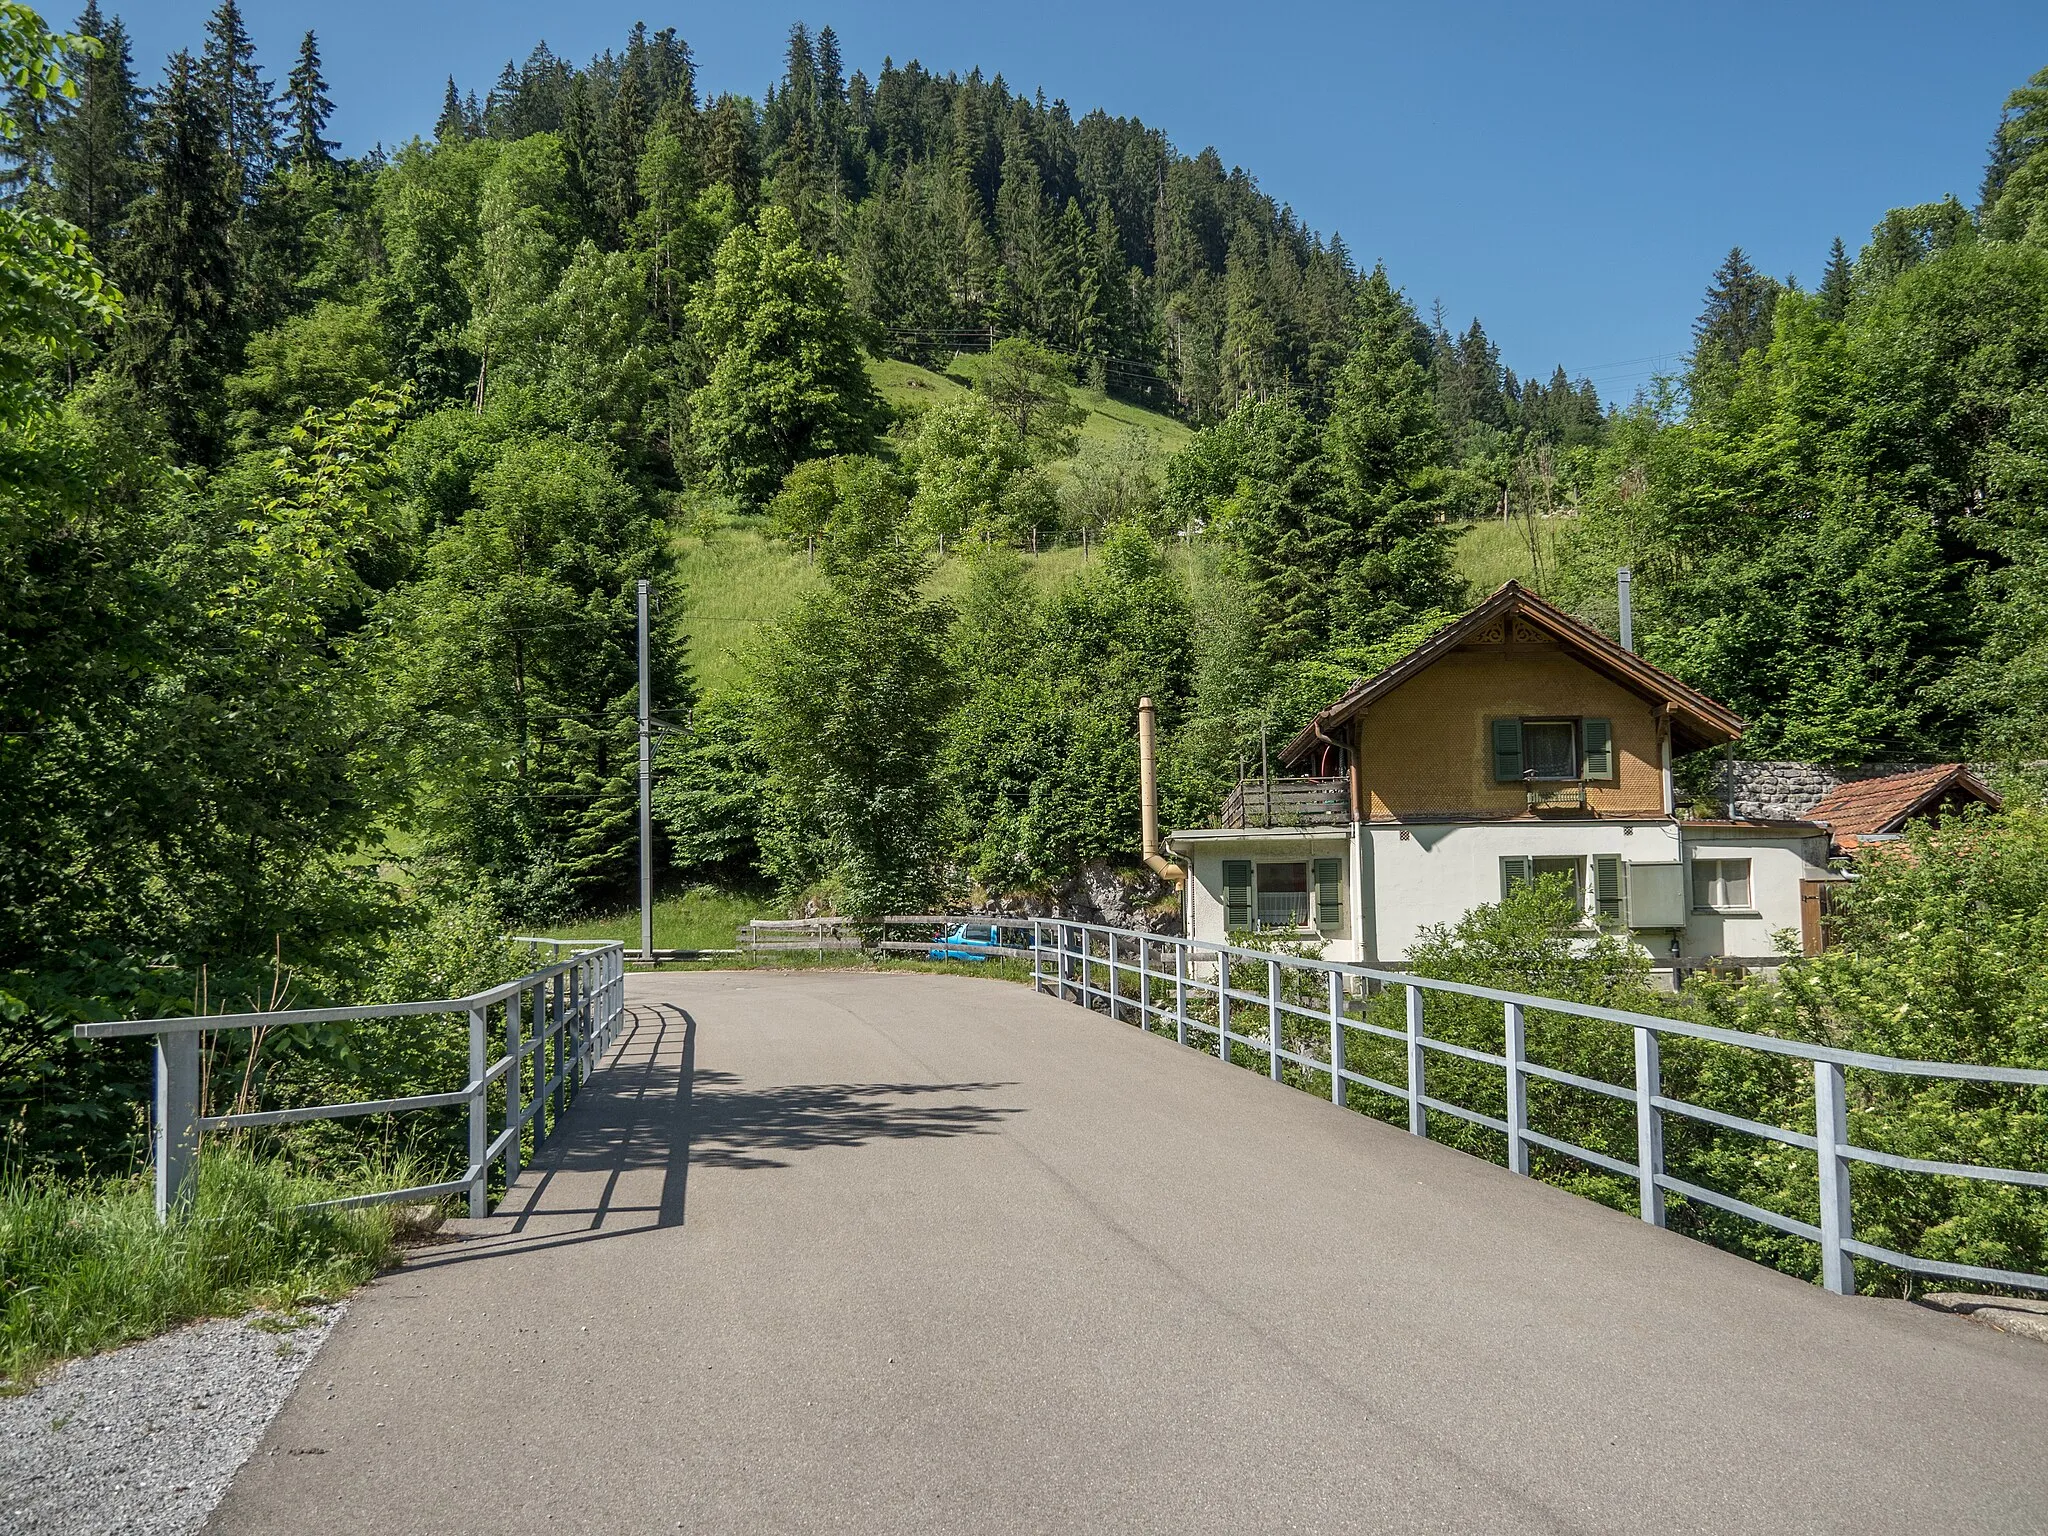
1220 776 1351 828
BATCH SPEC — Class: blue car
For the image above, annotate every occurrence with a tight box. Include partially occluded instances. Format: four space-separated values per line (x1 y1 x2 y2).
927 922 1029 962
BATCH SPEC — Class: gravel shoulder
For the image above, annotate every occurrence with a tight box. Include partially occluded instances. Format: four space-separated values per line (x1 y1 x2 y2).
0 1304 343 1536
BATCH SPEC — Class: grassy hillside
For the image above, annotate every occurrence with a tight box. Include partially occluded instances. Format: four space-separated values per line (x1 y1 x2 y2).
866 354 1193 464
1453 517 1566 597
675 524 1196 696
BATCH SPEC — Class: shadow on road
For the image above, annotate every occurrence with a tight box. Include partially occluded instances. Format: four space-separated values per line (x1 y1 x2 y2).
403 999 1021 1269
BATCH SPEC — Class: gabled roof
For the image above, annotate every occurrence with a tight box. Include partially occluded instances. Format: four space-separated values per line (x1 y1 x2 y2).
1804 764 2001 837
1279 581 1745 767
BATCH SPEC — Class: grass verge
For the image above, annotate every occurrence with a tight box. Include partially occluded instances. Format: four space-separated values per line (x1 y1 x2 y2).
535 889 782 953
0 1149 402 1388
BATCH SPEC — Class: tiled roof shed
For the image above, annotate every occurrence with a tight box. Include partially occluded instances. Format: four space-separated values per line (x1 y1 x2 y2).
1803 764 2001 847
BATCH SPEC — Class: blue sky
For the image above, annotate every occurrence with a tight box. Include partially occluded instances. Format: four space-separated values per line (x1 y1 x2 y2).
127 2 2048 401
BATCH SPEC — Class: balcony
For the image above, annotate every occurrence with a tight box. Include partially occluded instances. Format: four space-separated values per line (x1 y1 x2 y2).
1221 776 1351 829
1525 780 1588 812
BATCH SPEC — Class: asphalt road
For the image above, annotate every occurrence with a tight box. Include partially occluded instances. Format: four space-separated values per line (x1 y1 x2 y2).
209 969 2048 1534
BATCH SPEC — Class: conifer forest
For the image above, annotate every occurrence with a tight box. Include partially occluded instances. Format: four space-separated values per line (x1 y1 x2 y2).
5 0 2048 1241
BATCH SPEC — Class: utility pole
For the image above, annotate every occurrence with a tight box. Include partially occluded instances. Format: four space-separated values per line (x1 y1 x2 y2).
637 579 653 962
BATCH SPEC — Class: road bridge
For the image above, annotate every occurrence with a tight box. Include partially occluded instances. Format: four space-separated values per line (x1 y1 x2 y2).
211 970 2048 1534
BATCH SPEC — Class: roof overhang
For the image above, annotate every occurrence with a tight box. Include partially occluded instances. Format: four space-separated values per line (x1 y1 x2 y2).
1280 582 1745 768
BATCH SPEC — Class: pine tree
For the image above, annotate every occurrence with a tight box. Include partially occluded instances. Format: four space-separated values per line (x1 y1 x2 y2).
283 31 334 169
994 125 1047 333
597 62 649 243
1817 236 1854 322
122 49 237 460
45 2 143 258
701 94 759 209
1686 247 1780 412
1982 66 2048 242
199 0 277 205
1319 265 1459 638
435 76 466 141
1077 199 1130 381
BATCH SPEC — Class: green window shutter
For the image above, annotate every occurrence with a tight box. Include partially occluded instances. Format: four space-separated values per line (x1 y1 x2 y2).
1583 718 1613 781
1223 860 1252 931
1594 854 1626 922
1314 857 1343 935
1491 718 1523 781
1500 855 1533 900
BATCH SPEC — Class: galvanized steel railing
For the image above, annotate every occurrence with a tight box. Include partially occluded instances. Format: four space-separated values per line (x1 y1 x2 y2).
1025 920 2048 1298
74 939 627 1218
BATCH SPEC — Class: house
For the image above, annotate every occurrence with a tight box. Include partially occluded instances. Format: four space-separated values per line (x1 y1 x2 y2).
1166 582 1844 969
1801 763 2001 855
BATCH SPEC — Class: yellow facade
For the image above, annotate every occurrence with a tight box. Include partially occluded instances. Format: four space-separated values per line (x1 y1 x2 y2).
1350 640 1666 820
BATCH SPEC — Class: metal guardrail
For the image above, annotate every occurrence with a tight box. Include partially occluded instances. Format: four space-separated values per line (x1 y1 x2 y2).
1019 920 2048 1298
74 939 628 1219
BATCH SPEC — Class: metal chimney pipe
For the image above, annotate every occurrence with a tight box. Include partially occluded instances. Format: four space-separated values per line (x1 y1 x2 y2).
1618 566 1633 652
1137 697 1184 886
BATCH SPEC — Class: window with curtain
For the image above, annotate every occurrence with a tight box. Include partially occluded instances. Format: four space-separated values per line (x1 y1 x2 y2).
1692 858 1752 911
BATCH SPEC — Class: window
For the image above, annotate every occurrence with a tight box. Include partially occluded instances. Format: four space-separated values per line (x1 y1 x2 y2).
1692 857 1753 911
1501 855 1584 908
1490 718 1614 783
1255 861 1310 931
1522 721 1578 780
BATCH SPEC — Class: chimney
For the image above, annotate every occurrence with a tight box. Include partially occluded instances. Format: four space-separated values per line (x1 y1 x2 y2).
1618 567 1633 652
1137 697 1185 886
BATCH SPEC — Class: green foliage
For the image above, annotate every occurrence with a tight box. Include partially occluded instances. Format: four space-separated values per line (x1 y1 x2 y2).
651 686 770 884
225 298 389 449
688 205 883 502
373 414 681 919
973 336 1086 458
946 529 1191 891
900 392 1054 539
0 1149 397 1385
1364 878 1665 1210
753 460 955 915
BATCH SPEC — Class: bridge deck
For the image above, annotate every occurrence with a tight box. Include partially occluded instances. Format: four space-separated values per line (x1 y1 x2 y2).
213 971 2048 1534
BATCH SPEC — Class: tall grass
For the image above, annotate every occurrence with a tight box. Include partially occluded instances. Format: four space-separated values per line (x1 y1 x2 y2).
1453 516 1566 596
538 888 779 952
0 1149 402 1386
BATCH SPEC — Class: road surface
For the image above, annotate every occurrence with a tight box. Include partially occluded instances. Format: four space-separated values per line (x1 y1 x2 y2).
209 969 2048 1534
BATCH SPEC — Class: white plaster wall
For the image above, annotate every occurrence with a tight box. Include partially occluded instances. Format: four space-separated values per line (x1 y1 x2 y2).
1176 831 1360 961
1366 820 1682 960
1677 830 1832 959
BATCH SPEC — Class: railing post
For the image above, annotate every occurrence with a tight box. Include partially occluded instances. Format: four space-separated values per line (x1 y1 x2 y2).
1107 931 1120 1022
153 1030 200 1219
1405 984 1427 1137
1329 971 1345 1106
1267 957 1283 1081
550 969 566 1127
1216 948 1231 1061
1032 919 1045 993
468 1003 488 1218
1814 1060 1856 1295
1505 1002 1529 1176
529 981 547 1151
1633 1025 1666 1226
1138 937 1151 1034
504 986 524 1186
1174 940 1188 1046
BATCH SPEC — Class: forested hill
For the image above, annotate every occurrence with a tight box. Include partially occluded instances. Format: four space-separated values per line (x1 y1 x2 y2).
426 21 1601 430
